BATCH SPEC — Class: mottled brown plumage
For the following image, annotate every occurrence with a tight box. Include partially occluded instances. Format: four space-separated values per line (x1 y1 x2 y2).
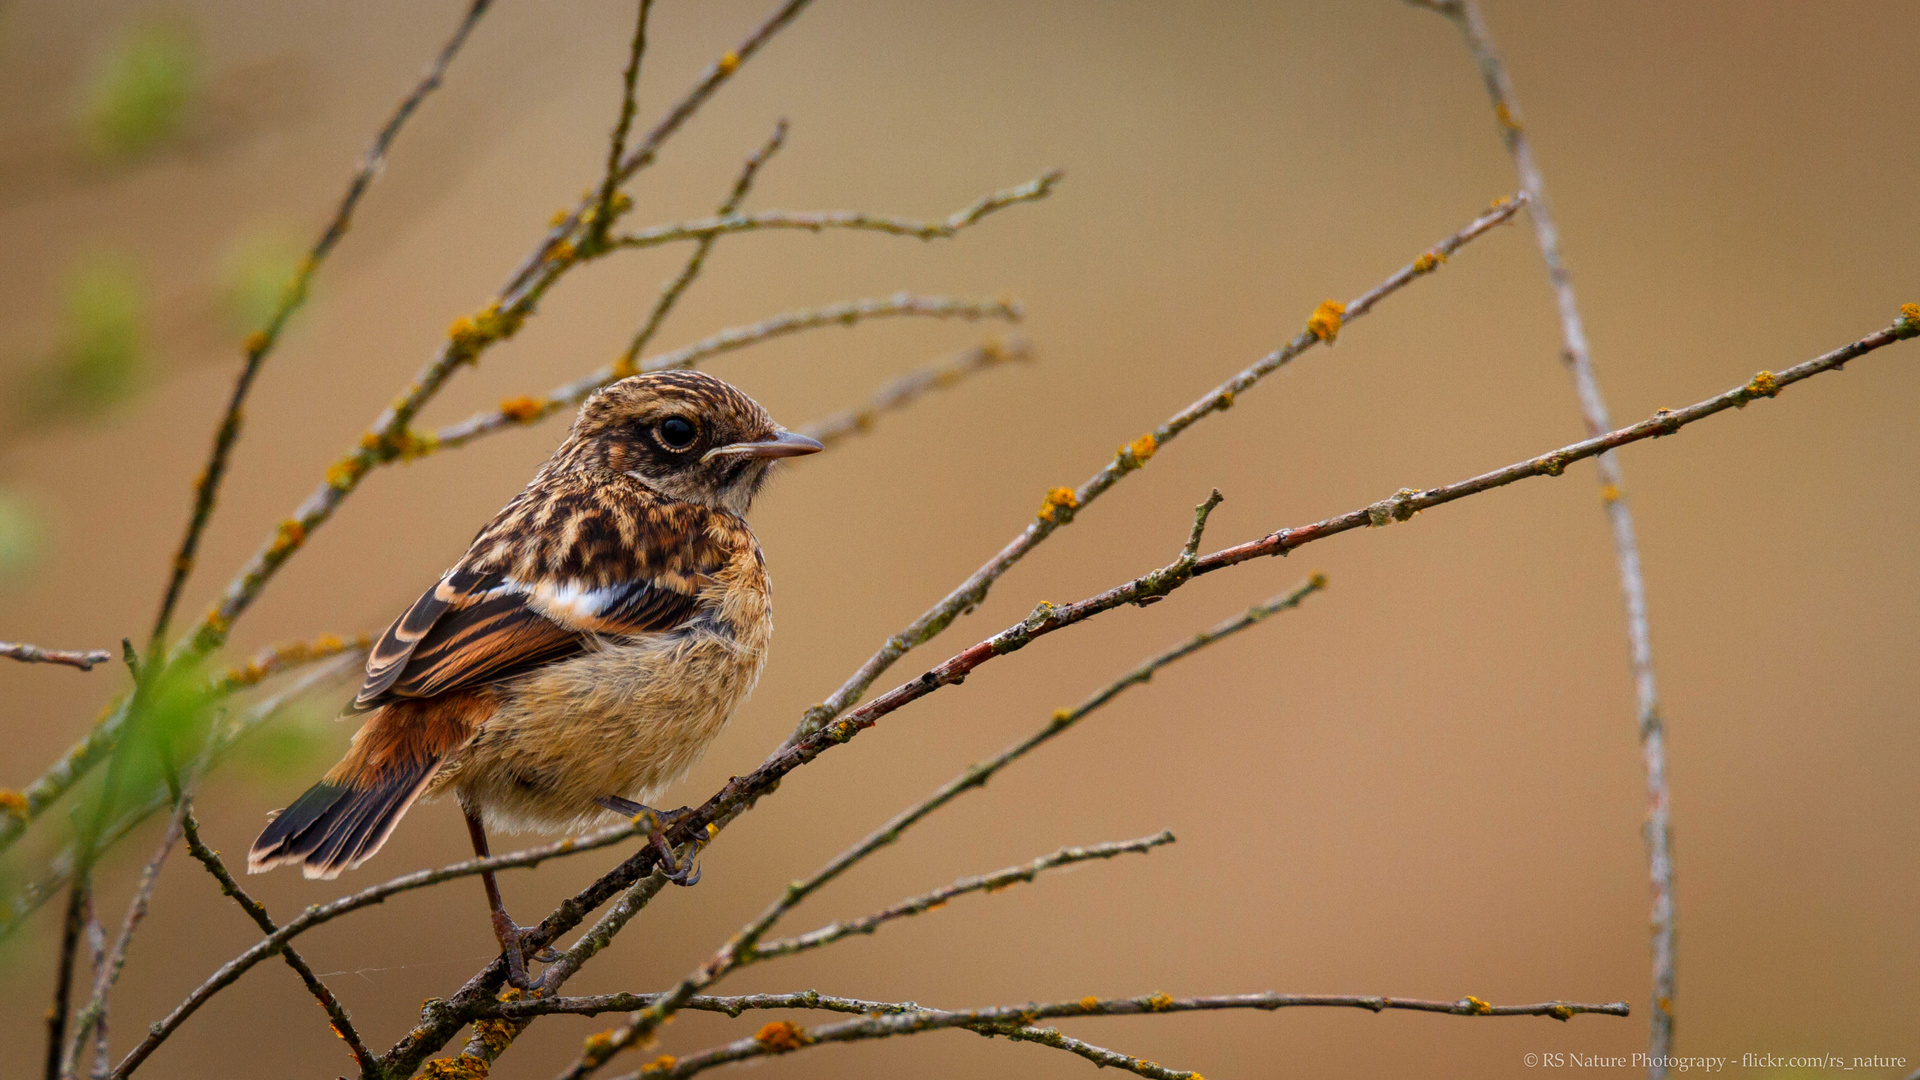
247 370 819 986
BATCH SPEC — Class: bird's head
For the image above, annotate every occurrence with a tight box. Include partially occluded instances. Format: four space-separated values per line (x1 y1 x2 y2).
565 370 822 515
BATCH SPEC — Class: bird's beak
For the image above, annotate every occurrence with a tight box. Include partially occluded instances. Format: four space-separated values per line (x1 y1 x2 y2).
703 429 824 462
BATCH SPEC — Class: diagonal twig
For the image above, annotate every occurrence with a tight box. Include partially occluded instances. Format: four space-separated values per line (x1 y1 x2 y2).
750 832 1175 961
172 808 379 1080
1406 1 1677 1061
0 641 113 671
796 337 1031 450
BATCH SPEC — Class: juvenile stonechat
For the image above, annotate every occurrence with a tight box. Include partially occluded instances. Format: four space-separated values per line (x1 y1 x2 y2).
247 370 821 986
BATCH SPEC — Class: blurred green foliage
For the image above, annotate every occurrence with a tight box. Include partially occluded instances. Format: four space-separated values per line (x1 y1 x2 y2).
78 15 202 162
217 224 305 336
20 252 147 426
0 489 45 581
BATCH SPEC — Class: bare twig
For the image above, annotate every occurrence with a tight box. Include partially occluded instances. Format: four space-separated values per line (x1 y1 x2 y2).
58 801 190 1079
610 171 1062 250
751 832 1174 961
586 0 654 251
149 0 495 649
173 808 379 1080
45 876 88 1080
433 293 1023 451
587 990 1627 1080
796 337 1031 450
787 193 1526 746
213 632 371 693
1406 2 1676 1060
0 641 113 671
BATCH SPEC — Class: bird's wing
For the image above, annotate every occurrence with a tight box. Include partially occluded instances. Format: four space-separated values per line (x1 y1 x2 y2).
350 482 731 712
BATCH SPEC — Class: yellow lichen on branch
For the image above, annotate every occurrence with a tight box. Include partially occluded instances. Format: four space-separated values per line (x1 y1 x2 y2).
1306 299 1346 343
499 395 547 422
0 790 27 820
641 1055 678 1076
755 1020 810 1052
419 1053 490 1079
1118 431 1158 469
1413 249 1446 274
1037 486 1079 522
1895 302 1920 339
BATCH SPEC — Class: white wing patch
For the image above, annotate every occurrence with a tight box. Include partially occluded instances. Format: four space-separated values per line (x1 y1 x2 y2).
515 578 625 624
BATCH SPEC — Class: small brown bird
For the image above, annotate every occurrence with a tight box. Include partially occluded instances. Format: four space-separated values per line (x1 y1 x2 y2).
248 370 820 986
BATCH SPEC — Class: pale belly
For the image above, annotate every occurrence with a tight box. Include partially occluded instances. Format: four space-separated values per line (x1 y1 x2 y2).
433 625 767 834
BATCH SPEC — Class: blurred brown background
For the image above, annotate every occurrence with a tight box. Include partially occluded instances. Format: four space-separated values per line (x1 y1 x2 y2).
2 0 1915 1076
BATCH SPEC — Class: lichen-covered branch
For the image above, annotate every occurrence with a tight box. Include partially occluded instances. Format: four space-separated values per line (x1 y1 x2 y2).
610 170 1061 250
796 337 1030 450
433 293 1023 451
787 192 1526 746
588 989 1627 1080
168 808 378 1080
1405 0 1680 1066
149 0 495 649
0 641 113 671
749 832 1174 961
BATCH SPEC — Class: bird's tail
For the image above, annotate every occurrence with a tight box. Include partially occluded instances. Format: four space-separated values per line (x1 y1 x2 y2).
247 758 439 880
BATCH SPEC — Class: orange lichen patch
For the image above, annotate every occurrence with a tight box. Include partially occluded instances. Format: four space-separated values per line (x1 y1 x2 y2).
1412 249 1446 274
1080 996 1101 1011
0 790 28 819
447 300 525 361
1306 299 1346 343
611 355 640 379
1144 993 1175 1012
755 1020 810 1052
717 50 741 75
1037 486 1079 522
1119 431 1158 468
641 1054 678 1075
243 330 271 355
499 396 547 422
550 208 571 228
582 1030 617 1057
266 518 307 557
1308 571 1329 590
1464 995 1494 1015
549 239 577 264
325 455 367 491
1600 483 1622 504
1547 1004 1574 1021
1494 101 1521 132
1745 370 1780 399
419 1054 490 1079
1894 303 1920 339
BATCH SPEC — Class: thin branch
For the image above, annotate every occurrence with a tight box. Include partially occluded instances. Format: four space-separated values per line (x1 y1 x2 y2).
751 832 1174 961
0 641 113 671
149 0 494 649
45 875 88 1080
1406 1 1679 1065
58 800 190 1079
485 987 1626 1023
379 305 1920 1079
796 337 1030 450
174 808 379 1080
794 575 1326 922
786 192 1526 746
212 631 371 693
595 990 1627 1080
432 293 1023 451
610 171 1062 250
587 0 654 251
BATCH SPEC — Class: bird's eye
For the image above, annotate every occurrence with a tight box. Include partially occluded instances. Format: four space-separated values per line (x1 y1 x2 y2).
655 416 698 451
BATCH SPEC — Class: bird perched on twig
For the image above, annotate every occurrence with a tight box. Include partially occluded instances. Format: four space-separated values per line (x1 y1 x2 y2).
248 370 821 987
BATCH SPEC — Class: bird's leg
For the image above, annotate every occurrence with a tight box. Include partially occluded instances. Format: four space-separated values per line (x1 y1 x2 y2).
596 796 701 887
463 807 558 989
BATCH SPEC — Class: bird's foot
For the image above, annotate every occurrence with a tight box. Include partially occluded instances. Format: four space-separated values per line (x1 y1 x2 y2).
492 913 560 989
597 797 701 887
